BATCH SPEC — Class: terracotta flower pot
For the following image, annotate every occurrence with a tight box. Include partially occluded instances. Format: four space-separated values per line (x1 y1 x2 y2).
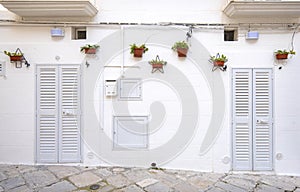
152 63 163 68
214 61 225 66
84 48 96 54
276 53 288 60
10 55 23 61
133 48 144 57
177 48 188 57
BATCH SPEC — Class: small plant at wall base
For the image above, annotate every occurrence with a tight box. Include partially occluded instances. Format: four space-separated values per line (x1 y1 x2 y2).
80 44 100 54
275 49 296 60
172 41 189 57
149 55 167 73
130 44 148 57
209 53 228 72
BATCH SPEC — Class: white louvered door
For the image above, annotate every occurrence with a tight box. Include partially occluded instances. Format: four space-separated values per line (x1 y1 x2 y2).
232 68 273 171
232 69 253 170
37 66 59 162
37 65 81 163
253 69 273 170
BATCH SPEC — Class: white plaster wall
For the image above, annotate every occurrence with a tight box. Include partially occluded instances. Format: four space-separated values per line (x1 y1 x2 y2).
94 0 225 23
0 0 299 175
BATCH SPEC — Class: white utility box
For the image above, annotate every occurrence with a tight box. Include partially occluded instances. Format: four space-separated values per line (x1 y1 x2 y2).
105 80 117 96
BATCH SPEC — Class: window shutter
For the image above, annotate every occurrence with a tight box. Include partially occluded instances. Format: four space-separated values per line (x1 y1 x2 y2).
253 69 273 170
232 69 253 170
36 66 59 162
59 66 81 162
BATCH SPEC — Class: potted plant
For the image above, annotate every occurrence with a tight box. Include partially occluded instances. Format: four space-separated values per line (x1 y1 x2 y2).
80 44 100 54
172 41 189 57
275 49 296 60
209 53 228 66
149 55 167 73
4 51 23 61
130 44 148 57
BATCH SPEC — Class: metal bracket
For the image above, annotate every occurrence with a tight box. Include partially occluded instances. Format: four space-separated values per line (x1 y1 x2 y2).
212 65 227 72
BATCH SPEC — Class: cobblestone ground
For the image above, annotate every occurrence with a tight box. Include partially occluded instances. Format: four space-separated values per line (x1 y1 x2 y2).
0 165 300 192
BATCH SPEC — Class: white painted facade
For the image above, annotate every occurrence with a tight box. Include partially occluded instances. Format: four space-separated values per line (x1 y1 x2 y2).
0 0 300 176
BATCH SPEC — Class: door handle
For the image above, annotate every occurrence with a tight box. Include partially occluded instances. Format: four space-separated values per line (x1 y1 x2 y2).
256 119 267 124
62 110 76 116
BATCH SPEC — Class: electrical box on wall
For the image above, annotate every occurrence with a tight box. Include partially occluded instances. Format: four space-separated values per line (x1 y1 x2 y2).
51 28 65 37
246 31 259 40
105 80 117 96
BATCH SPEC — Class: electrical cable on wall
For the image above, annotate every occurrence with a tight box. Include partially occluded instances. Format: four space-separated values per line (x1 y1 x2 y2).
186 25 193 42
290 24 299 51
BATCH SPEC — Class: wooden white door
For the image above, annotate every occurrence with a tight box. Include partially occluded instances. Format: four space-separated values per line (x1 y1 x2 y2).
37 65 81 163
232 68 273 171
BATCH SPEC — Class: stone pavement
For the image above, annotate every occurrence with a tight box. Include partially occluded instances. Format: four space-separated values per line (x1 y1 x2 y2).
0 165 300 192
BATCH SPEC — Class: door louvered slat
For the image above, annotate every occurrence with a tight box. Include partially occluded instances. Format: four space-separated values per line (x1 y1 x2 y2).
253 69 273 170
37 66 58 162
59 66 81 162
232 69 253 170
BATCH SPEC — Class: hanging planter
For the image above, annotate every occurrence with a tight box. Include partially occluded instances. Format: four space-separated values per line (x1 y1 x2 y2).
275 49 295 60
209 53 228 71
149 55 167 73
209 53 228 66
4 51 23 61
176 48 188 57
130 44 148 57
172 41 189 57
10 55 23 61
276 54 288 60
84 48 97 54
80 44 100 54
213 60 225 66
4 48 30 68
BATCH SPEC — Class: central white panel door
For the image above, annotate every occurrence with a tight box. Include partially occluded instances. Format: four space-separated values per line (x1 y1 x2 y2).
232 68 273 171
113 116 148 149
37 65 81 163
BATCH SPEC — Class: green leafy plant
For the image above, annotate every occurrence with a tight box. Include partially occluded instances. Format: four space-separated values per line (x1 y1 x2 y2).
171 41 189 51
275 49 296 55
149 56 167 65
80 44 100 52
209 53 228 63
4 51 23 56
130 44 149 54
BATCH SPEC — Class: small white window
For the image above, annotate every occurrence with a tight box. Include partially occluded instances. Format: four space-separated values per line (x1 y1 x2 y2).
119 79 142 100
113 116 148 150
0 61 5 76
